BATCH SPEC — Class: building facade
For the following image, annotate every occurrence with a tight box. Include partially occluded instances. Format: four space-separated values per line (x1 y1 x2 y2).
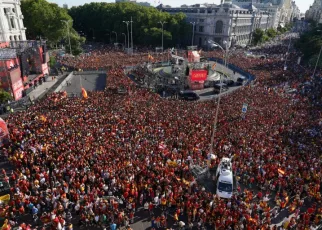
306 0 322 23
0 0 26 42
232 0 295 28
158 2 270 48
290 1 300 21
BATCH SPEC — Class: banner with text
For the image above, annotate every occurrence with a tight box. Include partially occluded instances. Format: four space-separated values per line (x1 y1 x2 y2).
190 69 208 81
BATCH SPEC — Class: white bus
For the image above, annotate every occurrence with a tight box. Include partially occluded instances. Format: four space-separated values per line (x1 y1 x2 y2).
215 157 234 199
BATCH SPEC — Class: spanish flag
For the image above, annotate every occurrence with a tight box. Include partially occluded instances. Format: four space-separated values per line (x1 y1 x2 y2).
81 87 88 99
148 54 154 61
0 194 10 204
278 168 285 175
212 63 216 70
1 219 10 230
39 115 47 122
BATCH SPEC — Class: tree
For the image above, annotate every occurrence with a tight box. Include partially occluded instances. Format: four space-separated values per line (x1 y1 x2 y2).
252 28 265 45
68 2 190 48
266 28 277 38
21 0 85 55
295 24 322 62
0 90 12 104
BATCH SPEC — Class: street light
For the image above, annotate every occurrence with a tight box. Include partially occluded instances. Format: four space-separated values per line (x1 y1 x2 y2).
158 21 167 51
122 33 126 50
112 31 118 43
283 36 292 71
312 45 322 78
130 17 133 53
207 40 228 157
312 30 322 78
123 21 130 49
61 20 72 55
190 22 197 46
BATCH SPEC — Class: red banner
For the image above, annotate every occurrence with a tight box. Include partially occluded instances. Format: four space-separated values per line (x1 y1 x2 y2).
190 69 207 81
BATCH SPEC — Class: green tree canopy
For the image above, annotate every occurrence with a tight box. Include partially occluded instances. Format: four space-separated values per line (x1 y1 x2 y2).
21 0 85 55
68 2 190 48
266 28 277 38
252 28 265 45
295 24 322 65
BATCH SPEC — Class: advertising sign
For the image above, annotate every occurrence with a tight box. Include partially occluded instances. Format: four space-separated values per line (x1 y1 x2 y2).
190 69 208 81
42 63 49 75
13 86 23 100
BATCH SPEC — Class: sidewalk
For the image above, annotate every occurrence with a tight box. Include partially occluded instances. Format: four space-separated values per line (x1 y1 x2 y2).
28 75 63 101
0 73 70 118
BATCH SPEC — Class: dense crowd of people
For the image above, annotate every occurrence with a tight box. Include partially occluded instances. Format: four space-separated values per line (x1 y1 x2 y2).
1 34 322 230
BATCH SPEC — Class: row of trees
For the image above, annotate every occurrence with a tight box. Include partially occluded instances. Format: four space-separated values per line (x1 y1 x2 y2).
252 24 291 45
295 22 322 67
68 2 191 47
20 0 191 55
21 0 85 55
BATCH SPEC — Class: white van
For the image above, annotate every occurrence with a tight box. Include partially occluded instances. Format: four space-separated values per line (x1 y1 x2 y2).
215 158 234 199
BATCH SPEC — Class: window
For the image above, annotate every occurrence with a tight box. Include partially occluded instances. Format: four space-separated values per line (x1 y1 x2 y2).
19 35 22 40
199 26 204 32
215 20 223 33
9 36 12 41
14 35 17 41
200 9 205 13
199 19 204 22
10 18 15 28
12 8 15 13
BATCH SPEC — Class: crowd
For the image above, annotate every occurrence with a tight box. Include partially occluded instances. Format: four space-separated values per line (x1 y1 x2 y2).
57 44 169 71
0 36 322 230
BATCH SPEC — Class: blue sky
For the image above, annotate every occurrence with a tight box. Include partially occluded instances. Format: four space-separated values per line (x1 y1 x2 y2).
50 0 312 13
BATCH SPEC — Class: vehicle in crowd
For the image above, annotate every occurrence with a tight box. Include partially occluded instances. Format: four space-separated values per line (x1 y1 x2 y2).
215 157 234 199
178 91 200 101
214 83 228 94
117 86 127 95
245 52 267 59
223 79 234 86
236 77 246 86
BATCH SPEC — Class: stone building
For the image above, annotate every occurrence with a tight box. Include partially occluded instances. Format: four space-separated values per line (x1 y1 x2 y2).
158 1 270 48
0 0 26 42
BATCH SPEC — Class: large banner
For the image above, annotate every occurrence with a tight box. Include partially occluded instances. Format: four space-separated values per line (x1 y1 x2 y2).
190 69 207 81
10 68 24 100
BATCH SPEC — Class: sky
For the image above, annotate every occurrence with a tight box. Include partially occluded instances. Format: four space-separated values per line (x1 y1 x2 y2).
50 0 313 13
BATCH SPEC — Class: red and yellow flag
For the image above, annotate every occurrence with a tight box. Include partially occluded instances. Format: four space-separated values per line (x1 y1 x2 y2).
81 88 88 99
148 54 154 61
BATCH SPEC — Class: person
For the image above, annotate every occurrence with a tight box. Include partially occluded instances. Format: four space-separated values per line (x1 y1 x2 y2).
110 222 117 230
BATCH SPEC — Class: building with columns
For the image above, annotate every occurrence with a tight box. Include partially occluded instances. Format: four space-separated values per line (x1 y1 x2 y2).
0 0 26 42
158 1 271 48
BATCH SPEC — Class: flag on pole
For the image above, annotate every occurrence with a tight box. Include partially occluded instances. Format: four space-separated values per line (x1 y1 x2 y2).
278 168 285 176
148 54 154 61
81 87 88 99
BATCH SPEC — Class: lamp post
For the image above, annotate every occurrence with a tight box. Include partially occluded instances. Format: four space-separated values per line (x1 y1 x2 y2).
208 41 227 157
130 17 133 53
123 21 130 49
283 36 292 71
158 21 167 51
112 31 118 43
312 45 322 79
122 33 126 50
190 22 197 46
61 20 72 55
